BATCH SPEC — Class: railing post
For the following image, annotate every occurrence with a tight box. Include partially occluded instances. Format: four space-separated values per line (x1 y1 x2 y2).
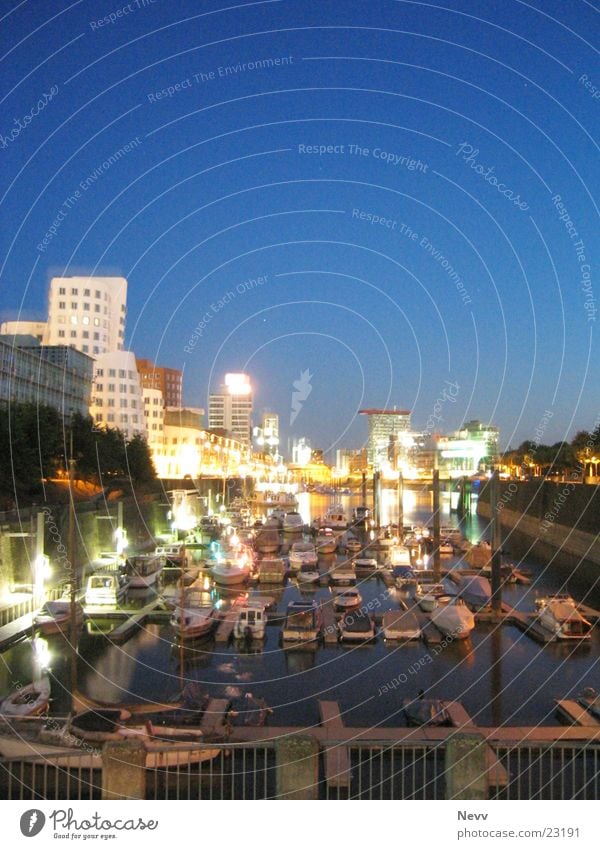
102 739 147 800
276 734 320 799
445 733 489 800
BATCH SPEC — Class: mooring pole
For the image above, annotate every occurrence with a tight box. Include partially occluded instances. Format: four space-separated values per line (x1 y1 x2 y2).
490 470 503 616
433 470 441 581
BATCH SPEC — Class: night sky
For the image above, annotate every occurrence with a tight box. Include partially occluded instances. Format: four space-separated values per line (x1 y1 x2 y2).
1 0 598 459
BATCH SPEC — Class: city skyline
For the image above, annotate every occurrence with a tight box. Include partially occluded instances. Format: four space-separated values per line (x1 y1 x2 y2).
1 1 597 456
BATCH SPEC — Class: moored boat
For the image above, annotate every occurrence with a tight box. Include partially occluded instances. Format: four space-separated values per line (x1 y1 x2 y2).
297 562 320 584
577 687 600 719
282 601 321 643
212 559 251 586
34 600 84 635
415 582 451 612
170 603 217 640
85 572 129 607
457 574 492 610
330 563 356 585
402 697 450 727
282 511 304 534
386 545 412 568
125 553 164 588
334 588 362 610
393 566 416 588
321 506 347 530
535 595 592 640
289 541 318 570
430 599 475 639
339 608 375 642
315 528 337 555
233 603 267 640
0 676 51 717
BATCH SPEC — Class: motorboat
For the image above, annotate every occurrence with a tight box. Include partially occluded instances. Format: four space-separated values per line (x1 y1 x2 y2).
577 687 600 719
352 505 369 523
85 572 129 606
227 694 272 727
438 541 455 557
282 601 321 642
393 566 416 588
414 582 452 612
334 588 362 610
466 540 492 568
457 575 492 610
282 511 304 534
289 541 318 570
535 595 592 640
321 506 347 530
382 610 421 640
67 710 220 767
34 600 84 635
233 603 267 640
353 557 379 572
268 508 285 527
330 563 356 585
345 536 362 555
440 526 462 543
339 608 375 642
154 542 186 566
170 603 217 640
430 599 475 639
0 676 51 717
125 553 164 588
402 697 450 727
298 562 320 584
212 559 251 586
315 528 337 555
254 528 280 554
386 545 412 568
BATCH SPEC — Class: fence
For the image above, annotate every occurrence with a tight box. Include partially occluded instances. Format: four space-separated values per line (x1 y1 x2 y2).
2 736 598 801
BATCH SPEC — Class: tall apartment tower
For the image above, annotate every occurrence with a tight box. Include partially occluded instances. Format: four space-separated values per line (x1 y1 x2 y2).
208 373 253 447
359 408 412 470
44 276 127 356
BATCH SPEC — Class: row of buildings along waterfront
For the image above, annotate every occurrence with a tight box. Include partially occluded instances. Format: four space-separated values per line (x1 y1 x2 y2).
1 275 499 482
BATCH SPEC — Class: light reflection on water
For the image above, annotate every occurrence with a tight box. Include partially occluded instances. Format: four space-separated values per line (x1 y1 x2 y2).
2 492 599 728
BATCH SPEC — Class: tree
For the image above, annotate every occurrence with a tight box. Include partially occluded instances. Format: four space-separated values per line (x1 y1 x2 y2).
124 433 157 487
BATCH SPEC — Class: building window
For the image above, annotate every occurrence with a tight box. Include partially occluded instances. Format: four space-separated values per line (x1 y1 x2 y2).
58 301 66 309
70 315 77 325
93 332 99 340
107 413 114 422
82 331 89 339
96 368 104 377
71 302 77 309
108 383 115 392
58 330 65 338
93 346 100 354
94 318 100 326
71 288 78 295
82 345 89 353
84 289 90 297
109 369 116 377
107 398 115 407
70 331 77 338
83 302 90 311
96 383 103 392
59 287 66 295
95 413 103 422
95 290 101 299
57 316 65 324
119 369 126 378
94 304 100 313
82 316 90 325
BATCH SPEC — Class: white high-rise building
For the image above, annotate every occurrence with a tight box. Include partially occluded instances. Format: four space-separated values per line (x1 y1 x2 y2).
208 372 253 447
0 320 47 342
44 276 127 356
90 351 146 439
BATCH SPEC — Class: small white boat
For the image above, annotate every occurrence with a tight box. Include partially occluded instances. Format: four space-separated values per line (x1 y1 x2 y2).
125 553 164 588
269 508 285 527
321 507 347 530
85 572 129 606
254 528 280 554
212 560 251 586
345 537 362 554
438 541 455 557
34 600 84 635
297 561 320 584
535 595 592 640
289 541 318 570
170 604 217 639
382 610 421 640
415 583 451 612
282 511 304 534
282 601 321 642
315 528 337 554
430 599 475 639
353 557 379 571
330 564 356 585
0 676 51 717
339 609 375 642
154 542 186 566
334 588 362 610
386 545 412 568
233 603 267 640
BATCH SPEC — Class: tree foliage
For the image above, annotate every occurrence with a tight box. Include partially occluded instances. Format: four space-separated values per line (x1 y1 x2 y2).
0 404 156 504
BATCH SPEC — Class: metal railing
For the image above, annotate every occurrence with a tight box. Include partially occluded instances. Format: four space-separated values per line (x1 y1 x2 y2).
145 743 276 800
1 737 599 801
0 755 102 800
490 742 600 800
321 742 446 800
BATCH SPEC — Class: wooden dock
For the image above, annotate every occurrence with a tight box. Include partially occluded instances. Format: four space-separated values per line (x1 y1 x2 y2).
319 600 339 644
555 699 600 727
200 698 230 735
443 701 508 788
421 619 443 646
99 599 163 644
508 610 556 642
318 700 351 789
214 610 237 643
0 613 34 650
256 559 286 584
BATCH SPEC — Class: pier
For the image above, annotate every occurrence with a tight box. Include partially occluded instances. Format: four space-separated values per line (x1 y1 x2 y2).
555 700 600 727
318 700 351 789
319 600 339 644
0 613 35 650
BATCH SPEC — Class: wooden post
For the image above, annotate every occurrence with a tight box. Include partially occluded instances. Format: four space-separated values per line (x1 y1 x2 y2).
397 472 404 532
445 733 489 800
433 469 441 581
373 471 381 528
276 735 319 800
361 471 367 504
102 739 147 800
490 470 502 616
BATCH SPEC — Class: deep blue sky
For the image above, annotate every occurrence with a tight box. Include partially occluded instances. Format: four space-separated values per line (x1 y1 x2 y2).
1 0 598 458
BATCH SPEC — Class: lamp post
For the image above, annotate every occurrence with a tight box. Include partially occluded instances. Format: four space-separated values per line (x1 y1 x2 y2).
68 425 79 700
